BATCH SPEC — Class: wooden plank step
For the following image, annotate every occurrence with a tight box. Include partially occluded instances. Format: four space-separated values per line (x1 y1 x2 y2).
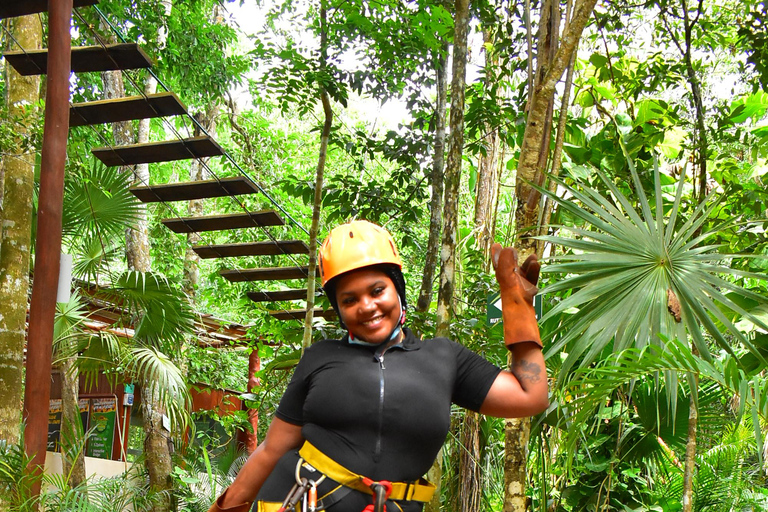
131 176 259 203
219 267 310 283
247 289 308 302
70 92 187 127
269 309 336 321
162 210 284 234
3 43 151 76
92 136 224 166
193 240 309 259
1 0 98 19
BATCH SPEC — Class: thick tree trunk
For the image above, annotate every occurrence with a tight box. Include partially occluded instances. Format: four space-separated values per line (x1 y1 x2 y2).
59 357 86 488
503 417 532 512
0 14 42 451
142 390 173 512
538 52 576 254
416 44 448 314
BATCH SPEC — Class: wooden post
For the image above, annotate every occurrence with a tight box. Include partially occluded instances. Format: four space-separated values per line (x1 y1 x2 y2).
23 0 72 497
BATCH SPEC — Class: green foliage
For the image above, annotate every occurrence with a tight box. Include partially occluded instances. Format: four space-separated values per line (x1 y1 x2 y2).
739 5 768 92
536 157 768 380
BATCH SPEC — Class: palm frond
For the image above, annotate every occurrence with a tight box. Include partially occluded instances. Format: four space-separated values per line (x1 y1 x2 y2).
130 346 192 434
62 162 141 241
534 157 768 383
101 271 196 348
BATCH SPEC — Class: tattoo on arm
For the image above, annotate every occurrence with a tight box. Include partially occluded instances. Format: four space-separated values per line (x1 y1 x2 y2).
512 359 542 386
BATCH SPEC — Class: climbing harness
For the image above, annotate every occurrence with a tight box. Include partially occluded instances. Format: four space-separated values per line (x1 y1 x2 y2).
273 442 434 511
361 478 392 512
276 456 327 512
298 441 435 503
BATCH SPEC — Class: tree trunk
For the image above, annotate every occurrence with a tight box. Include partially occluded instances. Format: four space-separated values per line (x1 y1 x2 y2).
505 1 597 510
301 0 332 351
416 43 448 314
141 390 173 512
429 1 470 510
682 385 698 512
680 0 707 202
503 417 532 512
59 357 86 488
183 107 218 297
538 51 576 254
435 0 470 339
456 411 482 512
120 4 174 509
474 28 503 263
0 14 42 451
513 0 598 254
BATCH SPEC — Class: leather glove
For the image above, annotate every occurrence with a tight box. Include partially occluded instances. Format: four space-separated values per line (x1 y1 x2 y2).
208 489 253 512
491 243 541 349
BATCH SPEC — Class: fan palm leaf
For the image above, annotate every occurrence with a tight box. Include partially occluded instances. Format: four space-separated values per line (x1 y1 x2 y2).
535 158 768 384
62 162 141 241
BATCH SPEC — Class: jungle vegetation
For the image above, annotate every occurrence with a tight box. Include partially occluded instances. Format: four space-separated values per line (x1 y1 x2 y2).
1 0 768 511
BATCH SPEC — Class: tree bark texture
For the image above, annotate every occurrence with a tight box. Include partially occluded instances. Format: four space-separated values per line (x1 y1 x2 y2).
416 44 448 314
514 0 598 254
456 411 482 512
538 51 577 254
435 0 470 340
505 1 597 509
682 385 698 512
130 0 172 273
474 28 503 262
503 417 532 512
429 2 470 510
142 392 173 512
0 14 41 448
59 358 86 488
183 107 218 297
100 25 139 269
302 1 332 351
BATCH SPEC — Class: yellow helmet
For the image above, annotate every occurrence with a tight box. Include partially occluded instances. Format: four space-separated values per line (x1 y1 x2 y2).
319 220 402 286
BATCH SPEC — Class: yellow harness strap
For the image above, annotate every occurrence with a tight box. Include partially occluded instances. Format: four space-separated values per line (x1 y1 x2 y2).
298 442 436 503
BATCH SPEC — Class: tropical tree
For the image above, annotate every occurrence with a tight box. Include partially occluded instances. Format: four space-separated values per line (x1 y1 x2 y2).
0 14 42 456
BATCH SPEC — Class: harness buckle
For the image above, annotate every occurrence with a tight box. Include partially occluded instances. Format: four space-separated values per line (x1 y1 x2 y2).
361 478 393 512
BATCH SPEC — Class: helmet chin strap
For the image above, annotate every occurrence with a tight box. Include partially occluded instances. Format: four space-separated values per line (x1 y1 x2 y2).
347 296 406 346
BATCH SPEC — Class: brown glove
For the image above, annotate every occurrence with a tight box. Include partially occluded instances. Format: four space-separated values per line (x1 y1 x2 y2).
491 243 541 348
208 489 253 512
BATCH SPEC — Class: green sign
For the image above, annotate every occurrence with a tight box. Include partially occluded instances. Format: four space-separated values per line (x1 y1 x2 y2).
487 292 542 326
86 397 117 460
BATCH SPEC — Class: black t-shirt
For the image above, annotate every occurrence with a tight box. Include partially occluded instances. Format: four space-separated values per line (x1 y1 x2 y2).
275 328 502 482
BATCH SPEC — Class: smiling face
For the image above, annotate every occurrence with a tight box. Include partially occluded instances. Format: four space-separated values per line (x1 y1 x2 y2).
335 267 403 344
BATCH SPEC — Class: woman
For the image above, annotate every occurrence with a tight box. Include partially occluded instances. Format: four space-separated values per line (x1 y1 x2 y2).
209 220 548 512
